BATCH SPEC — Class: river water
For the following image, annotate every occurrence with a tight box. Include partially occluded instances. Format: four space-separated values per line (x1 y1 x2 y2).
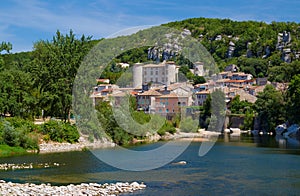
1 135 300 195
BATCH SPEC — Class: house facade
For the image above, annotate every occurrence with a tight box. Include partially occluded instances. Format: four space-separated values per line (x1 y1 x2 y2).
133 61 179 88
195 90 210 106
136 90 162 112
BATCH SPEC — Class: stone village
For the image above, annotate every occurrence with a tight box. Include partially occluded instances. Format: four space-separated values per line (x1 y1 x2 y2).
91 60 279 130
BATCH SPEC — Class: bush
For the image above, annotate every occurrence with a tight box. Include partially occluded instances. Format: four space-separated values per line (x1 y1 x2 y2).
112 127 133 145
180 117 198 133
5 117 40 133
0 119 39 151
157 121 177 136
41 120 79 143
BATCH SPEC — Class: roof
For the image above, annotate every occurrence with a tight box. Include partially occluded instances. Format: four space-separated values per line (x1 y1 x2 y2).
158 93 188 98
194 82 211 88
143 64 165 68
216 79 231 83
226 80 247 83
111 90 138 97
96 79 110 83
139 90 162 96
219 71 230 75
196 90 210 95
236 90 257 103
111 91 127 97
159 93 178 98
101 88 113 92
130 91 138 95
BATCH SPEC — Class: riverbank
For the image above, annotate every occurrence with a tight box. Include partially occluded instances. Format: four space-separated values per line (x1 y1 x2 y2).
0 145 29 157
39 131 208 154
0 180 146 195
39 136 116 154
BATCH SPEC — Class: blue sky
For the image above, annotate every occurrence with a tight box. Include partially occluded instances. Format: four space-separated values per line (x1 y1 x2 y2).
1 0 300 53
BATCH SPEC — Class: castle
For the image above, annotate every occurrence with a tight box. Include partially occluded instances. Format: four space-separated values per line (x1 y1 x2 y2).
132 61 179 88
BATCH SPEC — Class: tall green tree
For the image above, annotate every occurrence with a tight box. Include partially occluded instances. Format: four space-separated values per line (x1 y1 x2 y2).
0 42 12 54
254 85 286 132
287 74 300 123
31 30 92 121
0 69 36 118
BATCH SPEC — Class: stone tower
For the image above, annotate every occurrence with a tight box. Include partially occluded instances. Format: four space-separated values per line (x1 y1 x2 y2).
133 63 143 88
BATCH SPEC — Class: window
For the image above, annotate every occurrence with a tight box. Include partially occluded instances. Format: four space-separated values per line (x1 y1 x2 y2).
155 78 158 82
156 71 158 75
166 109 169 113
151 71 153 75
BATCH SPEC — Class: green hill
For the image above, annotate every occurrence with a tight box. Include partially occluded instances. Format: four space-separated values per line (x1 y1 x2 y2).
163 17 300 81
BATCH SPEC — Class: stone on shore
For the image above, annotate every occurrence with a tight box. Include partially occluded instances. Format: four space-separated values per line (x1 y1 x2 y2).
0 180 146 196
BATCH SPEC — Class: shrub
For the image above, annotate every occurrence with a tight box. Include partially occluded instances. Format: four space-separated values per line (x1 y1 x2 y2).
41 120 79 143
157 121 177 136
180 117 198 133
0 119 39 150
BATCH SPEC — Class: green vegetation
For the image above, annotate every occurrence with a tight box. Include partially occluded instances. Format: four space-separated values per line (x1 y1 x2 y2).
0 118 39 151
0 117 80 157
229 95 255 130
41 120 79 143
95 97 178 145
164 18 300 79
230 95 253 114
180 117 198 133
287 74 300 124
254 85 286 132
0 145 28 157
157 121 177 136
2 17 300 148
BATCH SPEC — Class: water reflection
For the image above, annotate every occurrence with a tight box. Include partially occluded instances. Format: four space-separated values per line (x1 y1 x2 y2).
220 133 300 149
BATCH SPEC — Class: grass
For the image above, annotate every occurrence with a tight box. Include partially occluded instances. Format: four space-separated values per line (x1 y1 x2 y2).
0 145 29 157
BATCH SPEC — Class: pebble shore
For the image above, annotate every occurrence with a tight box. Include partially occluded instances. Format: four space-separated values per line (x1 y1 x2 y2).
0 180 146 196
39 137 116 154
0 163 61 170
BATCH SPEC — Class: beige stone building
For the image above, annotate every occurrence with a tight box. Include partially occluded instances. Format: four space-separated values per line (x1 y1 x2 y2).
133 61 179 88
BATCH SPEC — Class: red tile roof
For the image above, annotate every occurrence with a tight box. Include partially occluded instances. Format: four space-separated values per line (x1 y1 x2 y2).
139 90 162 96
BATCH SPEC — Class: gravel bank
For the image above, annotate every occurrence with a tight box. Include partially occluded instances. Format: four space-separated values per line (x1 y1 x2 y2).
0 180 146 196
38 131 207 154
39 137 116 154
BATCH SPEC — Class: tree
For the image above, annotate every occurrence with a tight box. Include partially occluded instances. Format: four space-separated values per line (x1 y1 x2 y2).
0 69 36 118
254 85 286 132
31 30 92 121
242 110 254 130
193 75 206 85
0 42 12 54
268 61 300 82
287 74 300 123
230 95 253 114
0 42 12 71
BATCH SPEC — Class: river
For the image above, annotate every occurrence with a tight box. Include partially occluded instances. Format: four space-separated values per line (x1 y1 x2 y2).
1 135 300 195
